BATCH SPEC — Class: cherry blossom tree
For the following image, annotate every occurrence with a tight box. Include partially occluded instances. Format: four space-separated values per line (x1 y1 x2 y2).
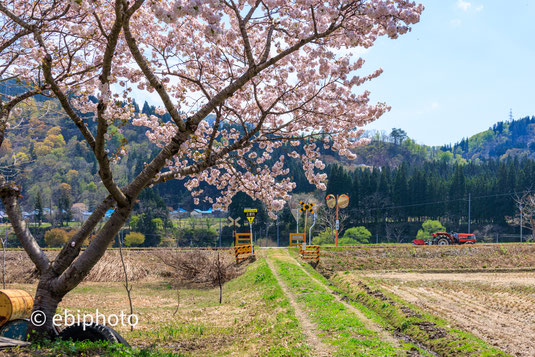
0 0 423 336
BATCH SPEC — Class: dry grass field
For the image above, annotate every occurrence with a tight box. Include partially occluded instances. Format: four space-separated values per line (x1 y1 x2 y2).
3 245 531 356
6 250 310 356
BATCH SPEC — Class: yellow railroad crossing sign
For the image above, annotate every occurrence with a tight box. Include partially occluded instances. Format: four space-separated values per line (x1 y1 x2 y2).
244 208 257 224
299 201 315 214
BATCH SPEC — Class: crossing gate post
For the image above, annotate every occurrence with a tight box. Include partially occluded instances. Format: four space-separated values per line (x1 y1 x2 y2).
234 232 255 263
234 244 254 264
299 245 320 264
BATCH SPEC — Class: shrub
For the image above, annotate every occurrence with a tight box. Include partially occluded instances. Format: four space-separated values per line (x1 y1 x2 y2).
44 228 69 247
416 220 446 240
124 232 145 247
312 228 335 245
181 227 217 247
342 226 371 244
338 236 358 245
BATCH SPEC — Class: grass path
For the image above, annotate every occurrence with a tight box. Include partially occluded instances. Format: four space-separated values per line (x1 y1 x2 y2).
263 249 419 356
265 255 334 356
284 251 402 348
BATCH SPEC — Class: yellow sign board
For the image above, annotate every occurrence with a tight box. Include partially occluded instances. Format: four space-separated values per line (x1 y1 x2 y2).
244 208 257 224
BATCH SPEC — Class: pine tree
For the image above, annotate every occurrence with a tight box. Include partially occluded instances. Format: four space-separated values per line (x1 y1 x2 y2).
35 191 43 226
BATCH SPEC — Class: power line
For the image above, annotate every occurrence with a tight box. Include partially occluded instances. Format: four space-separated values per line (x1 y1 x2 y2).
363 189 535 213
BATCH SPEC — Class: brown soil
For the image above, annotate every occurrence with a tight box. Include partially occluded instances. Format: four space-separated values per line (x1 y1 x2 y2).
360 270 535 357
319 244 535 274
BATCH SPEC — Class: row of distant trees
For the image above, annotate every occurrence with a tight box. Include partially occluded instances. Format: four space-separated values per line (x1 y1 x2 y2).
325 157 535 237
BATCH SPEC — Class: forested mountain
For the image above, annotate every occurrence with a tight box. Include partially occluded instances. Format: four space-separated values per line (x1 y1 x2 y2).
1 89 534 245
445 116 535 161
343 115 535 169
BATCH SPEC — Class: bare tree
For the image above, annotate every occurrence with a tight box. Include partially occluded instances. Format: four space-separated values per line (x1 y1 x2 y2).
385 222 407 243
316 205 349 241
117 231 134 331
210 251 228 304
473 224 502 243
1 226 8 289
507 192 535 242
156 250 238 304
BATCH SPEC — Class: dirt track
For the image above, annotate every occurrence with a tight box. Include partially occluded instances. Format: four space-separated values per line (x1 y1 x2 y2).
360 271 535 357
265 255 333 356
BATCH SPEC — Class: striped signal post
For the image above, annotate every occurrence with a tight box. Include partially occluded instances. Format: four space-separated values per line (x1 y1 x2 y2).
325 194 349 247
299 201 315 244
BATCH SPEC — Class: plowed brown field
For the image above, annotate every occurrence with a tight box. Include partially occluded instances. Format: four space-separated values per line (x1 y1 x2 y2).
347 270 535 356
319 245 535 356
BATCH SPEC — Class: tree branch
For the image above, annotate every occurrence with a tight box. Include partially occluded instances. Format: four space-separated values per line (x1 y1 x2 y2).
50 195 115 277
93 0 129 207
122 4 186 132
0 175 49 273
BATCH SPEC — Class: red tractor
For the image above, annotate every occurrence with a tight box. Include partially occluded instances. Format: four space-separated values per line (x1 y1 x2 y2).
412 232 476 246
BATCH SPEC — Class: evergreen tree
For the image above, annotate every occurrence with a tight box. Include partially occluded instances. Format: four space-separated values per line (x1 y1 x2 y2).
34 191 43 226
56 189 72 226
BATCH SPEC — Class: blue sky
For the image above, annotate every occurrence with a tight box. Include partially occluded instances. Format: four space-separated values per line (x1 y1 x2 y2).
360 0 535 145
134 1 534 147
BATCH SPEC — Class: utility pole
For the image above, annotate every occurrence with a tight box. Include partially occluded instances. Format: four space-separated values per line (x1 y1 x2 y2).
218 218 222 247
520 203 523 243
276 214 279 247
295 208 299 233
468 193 471 234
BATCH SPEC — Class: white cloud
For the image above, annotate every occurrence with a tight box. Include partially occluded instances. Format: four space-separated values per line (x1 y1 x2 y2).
456 0 484 13
450 19 462 27
457 0 472 11
431 102 440 110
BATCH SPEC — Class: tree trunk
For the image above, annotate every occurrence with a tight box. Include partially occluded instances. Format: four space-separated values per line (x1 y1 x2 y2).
29 277 63 339
219 281 222 304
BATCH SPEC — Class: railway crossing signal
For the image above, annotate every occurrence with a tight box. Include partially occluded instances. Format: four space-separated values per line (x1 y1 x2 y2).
298 201 315 240
299 201 315 214
227 216 241 227
227 217 241 246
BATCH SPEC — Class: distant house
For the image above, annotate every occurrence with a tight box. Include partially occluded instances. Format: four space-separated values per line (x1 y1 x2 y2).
177 208 190 217
191 208 212 217
170 208 190 218
104 209 115 219
212 209 227 218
